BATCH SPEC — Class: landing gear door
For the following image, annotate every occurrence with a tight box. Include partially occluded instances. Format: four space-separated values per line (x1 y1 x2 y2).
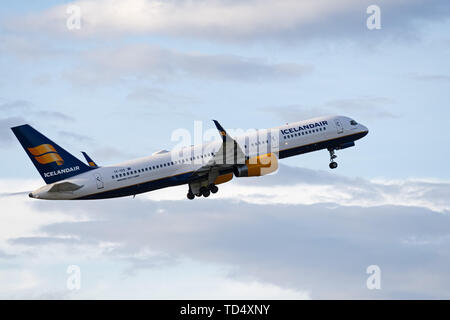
335 119 344 134
93 173 104 189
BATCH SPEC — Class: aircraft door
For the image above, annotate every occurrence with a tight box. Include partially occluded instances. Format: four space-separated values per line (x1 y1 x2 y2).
93 173 104 189
269 129 279 155
335 119 344 134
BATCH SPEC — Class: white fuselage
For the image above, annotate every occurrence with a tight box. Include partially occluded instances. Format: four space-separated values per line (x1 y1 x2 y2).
29 115 368 200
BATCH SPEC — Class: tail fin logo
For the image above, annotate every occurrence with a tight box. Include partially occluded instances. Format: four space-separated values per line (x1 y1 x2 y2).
27 144 64 166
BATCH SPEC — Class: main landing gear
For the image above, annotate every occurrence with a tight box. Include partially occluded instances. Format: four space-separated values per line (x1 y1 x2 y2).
187 184 219 200
328 148 338 169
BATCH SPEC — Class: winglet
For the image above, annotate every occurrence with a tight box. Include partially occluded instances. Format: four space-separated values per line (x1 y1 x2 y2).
81 151 99 168
213 120 228 141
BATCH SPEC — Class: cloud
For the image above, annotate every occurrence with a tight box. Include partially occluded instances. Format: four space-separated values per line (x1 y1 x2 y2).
0 99 32 111
7 0 450 42
0 116 27 145
324 97 397 118
17 197 450 299
63 44 312 85
0 34 70 61
10 236 81 246
58 130 92 142
0 99 78 147
140 164 450 213
0 249 15 260
39 112 75 123
262 96 398 122
2 165 450 299
0 99 75 126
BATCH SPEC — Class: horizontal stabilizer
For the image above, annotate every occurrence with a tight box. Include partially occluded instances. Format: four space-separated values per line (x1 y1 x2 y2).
48 181 84 193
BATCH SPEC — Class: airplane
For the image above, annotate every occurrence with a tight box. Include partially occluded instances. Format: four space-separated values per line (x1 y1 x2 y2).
11 115 368 200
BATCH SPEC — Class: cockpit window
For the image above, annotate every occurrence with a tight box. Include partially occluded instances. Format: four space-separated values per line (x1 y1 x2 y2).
350 120 358 125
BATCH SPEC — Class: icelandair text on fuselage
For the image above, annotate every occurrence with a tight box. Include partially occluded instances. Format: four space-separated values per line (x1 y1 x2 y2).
44 166 80 178
180 304 270 318
280 120 328 135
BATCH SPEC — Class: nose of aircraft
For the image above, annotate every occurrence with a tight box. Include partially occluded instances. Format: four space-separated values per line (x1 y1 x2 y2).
360 124 369 136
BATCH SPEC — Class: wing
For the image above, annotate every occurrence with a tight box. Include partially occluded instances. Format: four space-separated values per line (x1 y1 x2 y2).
191 120 246 183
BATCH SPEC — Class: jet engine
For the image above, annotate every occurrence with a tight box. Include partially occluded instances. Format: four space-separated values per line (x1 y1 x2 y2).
233 153 278 177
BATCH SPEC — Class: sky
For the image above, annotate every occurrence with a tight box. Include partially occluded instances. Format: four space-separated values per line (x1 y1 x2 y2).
0 0 449 299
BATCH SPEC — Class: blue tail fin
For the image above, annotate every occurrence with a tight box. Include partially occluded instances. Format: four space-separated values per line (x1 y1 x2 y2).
11 124 94 184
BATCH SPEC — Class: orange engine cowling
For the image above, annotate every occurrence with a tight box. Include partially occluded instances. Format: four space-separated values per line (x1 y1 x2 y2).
233 153 278 177
214 173 233 185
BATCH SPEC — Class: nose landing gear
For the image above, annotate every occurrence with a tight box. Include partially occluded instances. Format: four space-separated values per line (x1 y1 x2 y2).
328 148 338 169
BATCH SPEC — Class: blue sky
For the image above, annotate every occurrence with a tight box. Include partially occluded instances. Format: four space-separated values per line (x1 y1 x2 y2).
1 0 450 299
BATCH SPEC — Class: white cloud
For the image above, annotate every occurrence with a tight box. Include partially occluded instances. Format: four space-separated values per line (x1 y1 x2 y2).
62 44 312 85
0 179 89 256
8 0 361 38
1 166 450 299
0 270 41 294
8 0 450 42
143 165 450 213
262 96 398 123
